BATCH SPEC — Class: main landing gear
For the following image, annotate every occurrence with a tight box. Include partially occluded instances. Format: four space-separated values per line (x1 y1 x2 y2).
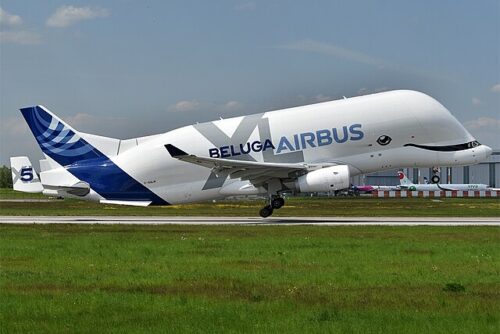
259 196 285 218
430 166 441 184
431 175 440 184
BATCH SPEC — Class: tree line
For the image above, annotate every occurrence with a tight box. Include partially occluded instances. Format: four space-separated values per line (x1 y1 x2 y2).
0 165 13 188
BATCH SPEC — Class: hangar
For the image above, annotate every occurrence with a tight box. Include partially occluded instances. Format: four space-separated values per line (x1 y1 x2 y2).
353 149 500 188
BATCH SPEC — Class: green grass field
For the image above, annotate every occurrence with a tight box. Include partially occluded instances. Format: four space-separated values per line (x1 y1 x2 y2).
1 224 499 333
0 188 498 217
1 189 499 332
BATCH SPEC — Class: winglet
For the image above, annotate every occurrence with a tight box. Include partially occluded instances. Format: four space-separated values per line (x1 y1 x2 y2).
165 144 188 157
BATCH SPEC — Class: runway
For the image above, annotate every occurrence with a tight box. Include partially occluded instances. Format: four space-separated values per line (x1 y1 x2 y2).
0 216 499 226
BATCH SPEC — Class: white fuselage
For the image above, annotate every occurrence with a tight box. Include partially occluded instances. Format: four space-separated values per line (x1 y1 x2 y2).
33 90 491 205
84 90 489 204
401 183 489 191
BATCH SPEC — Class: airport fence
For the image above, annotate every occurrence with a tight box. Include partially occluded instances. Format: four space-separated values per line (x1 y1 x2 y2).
373 190 498 198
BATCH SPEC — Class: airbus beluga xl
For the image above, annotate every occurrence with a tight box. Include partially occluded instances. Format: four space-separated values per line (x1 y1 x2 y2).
11 90 492 217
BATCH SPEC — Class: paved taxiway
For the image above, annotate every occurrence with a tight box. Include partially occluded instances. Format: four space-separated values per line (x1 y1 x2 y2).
0 216 499 226
0 199 60 203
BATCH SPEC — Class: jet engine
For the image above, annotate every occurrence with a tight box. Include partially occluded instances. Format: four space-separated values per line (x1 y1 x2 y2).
295 165 350 193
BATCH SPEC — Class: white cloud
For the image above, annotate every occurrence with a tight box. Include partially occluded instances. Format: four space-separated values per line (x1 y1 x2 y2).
278 40 382 67
46 5 109 28
358 87 389 96
168 100 201 113
0 7 22 26
0 31 42 45
63 113 95 127
472 97 481 106
491 84 500 93
278 40 455 83
62 113 124 129
167 100 244 113
222 101 243 111
464 117 500 130
312 94 332 103
0 8 42 46
464 117 500 148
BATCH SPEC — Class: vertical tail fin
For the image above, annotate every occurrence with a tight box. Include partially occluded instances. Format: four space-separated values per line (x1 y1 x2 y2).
398 171 413 187
10 156 43 193
20 105 106 166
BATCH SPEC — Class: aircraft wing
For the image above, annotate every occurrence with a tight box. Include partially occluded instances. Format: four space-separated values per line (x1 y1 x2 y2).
165 144 315 186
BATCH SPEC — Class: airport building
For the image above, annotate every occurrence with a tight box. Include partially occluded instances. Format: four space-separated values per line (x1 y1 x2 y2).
352 149 500 188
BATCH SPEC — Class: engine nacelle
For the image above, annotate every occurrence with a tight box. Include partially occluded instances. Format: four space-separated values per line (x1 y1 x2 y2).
295 165 350 193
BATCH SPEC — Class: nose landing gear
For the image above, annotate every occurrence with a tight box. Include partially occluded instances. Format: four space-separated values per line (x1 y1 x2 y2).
259 195 285 218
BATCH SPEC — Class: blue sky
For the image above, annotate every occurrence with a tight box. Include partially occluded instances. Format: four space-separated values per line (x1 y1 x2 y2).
1 0 499 165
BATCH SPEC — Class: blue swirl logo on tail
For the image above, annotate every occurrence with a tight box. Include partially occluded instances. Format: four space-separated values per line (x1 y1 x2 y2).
19 105 168 205
20 106 104 166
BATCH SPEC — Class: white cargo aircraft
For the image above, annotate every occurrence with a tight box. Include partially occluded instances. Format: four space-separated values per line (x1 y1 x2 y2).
397 171 490 191
11 90 492 217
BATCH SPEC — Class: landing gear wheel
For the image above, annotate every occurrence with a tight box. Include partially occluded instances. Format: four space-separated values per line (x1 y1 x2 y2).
431 175 440 184
259 205 274 218
271 197 285 209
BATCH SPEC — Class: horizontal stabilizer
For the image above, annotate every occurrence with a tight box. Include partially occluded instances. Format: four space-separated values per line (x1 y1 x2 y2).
43 181 90 197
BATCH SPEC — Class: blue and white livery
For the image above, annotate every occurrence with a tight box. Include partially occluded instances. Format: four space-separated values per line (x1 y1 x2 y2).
12 90 493 216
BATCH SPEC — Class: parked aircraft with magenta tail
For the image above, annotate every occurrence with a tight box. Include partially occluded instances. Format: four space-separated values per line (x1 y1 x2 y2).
11 90 492 217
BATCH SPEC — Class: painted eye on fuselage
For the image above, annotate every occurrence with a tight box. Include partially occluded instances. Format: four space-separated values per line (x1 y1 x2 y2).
377 135 392 146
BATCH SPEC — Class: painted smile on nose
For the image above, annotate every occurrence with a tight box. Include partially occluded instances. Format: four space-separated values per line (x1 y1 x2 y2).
403 141 481 152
